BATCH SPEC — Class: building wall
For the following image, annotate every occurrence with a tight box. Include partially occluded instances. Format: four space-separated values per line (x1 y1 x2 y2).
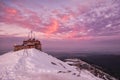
14 39 42 51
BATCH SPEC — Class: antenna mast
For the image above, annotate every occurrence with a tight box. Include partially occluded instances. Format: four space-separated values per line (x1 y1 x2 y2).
28 31 35 39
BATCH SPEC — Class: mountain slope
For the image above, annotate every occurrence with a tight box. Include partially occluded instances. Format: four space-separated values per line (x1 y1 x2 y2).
64 59 117 80
0 48 103 80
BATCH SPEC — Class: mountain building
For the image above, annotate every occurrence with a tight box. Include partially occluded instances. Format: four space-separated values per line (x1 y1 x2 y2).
14 31 42 51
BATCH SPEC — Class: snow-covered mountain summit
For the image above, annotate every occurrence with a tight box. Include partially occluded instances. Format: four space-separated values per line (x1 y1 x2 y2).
0 48 104 80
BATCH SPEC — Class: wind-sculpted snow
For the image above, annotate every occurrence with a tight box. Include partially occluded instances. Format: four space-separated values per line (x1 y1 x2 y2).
0 49 103 80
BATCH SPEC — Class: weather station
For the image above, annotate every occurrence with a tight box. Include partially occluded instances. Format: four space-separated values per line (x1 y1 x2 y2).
14 31 42 51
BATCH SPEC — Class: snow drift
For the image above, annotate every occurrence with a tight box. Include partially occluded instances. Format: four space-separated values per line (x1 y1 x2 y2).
0 48 103 80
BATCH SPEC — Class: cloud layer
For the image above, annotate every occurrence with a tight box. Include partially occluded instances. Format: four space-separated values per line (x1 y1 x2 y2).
0 0 120 53
0 0 120 39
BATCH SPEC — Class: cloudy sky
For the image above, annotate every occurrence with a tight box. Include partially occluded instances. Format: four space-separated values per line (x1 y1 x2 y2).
0 0 120 54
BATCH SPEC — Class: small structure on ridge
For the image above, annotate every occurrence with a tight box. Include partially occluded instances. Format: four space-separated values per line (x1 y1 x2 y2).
14 31 42 51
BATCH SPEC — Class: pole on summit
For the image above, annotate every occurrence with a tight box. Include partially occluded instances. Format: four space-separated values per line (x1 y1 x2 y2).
28 31 35 39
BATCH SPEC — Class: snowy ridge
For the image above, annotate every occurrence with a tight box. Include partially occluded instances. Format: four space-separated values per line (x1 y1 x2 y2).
0 48 103 80
65 59 117 80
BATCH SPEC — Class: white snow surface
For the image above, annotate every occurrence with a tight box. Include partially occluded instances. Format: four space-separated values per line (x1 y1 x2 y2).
0 48 103 80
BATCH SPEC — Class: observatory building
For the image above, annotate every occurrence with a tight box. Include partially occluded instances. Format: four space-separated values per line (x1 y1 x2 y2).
14 31 42 51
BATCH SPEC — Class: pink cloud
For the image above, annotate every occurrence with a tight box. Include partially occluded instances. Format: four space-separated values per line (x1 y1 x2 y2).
0 0 110 40
45 19 59 34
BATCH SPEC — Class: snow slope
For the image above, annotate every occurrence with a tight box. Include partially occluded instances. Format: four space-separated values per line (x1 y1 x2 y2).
0 48 103 80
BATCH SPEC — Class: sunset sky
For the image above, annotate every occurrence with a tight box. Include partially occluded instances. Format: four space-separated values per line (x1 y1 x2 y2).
0 0 120 54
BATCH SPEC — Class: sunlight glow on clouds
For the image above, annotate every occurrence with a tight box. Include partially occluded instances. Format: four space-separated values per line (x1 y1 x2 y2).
0 0 120 40
45 19 59 34
0 23 30 37
0 0 120 52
